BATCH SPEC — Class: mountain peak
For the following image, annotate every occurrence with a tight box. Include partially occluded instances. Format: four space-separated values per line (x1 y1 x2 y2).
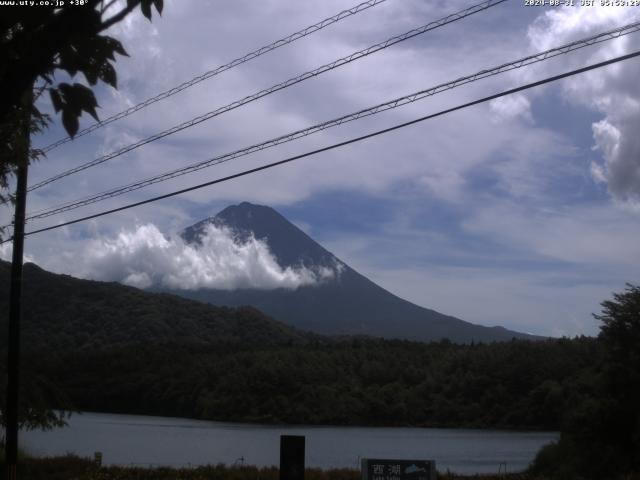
181 202 337 269
219 201 272 215
215 202 287 230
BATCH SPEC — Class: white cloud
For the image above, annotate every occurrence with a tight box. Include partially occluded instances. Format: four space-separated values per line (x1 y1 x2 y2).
489 94 532 123
0 242 36 264
590 106 640 203
0 242 11 261
526 5 640 203
527 6 635 52
47 223 339 290
13 0 538 221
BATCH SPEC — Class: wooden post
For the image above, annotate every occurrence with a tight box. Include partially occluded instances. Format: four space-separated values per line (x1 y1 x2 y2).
4 89 31 480
280 435 305 480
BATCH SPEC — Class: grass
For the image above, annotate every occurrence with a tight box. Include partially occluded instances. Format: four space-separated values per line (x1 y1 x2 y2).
3 454 640 480
0 455 550 480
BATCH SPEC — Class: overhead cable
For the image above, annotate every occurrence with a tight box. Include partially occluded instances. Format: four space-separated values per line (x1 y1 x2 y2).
22 20 640 223
4 48 638 243
38 0 391 153
27 0 507 193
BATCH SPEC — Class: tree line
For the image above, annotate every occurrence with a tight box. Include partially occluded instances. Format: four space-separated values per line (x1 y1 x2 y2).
22 336 596 430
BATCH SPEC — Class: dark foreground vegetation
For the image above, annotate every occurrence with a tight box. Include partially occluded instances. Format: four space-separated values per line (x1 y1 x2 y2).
0 454 594 480
2 452 640 480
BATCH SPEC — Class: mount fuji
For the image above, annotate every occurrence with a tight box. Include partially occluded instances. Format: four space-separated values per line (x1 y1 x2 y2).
170 202 540 343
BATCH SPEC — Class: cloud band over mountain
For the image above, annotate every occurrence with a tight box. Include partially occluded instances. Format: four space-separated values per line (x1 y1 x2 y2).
41 224 339 290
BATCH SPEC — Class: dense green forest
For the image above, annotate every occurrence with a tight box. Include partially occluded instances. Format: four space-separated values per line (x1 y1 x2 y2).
26 337 595 430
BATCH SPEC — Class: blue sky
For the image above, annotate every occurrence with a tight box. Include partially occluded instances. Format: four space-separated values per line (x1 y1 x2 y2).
2 0 640 337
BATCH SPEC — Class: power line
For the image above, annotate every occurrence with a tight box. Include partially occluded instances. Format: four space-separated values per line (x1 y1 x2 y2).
21 20 640 223
26 0 507 193
38 0 391 153
5 49 638 243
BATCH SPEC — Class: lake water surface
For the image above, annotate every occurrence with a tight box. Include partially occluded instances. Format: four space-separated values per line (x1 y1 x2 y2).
21 412 558 475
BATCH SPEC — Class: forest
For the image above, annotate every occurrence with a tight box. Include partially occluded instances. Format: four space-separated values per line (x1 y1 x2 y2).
27 336 595 430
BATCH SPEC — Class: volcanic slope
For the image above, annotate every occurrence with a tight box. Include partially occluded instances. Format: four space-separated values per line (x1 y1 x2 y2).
176 202 540 343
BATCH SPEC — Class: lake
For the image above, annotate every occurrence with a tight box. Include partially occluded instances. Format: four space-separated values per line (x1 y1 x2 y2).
21 412 558 475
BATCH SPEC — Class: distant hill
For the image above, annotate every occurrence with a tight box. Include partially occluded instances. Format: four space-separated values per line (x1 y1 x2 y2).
0 260 589 430
0 260 312 352
176 202 541 343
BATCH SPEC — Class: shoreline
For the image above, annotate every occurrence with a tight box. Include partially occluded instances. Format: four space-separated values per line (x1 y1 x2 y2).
9 455 544 480
62 410 562 434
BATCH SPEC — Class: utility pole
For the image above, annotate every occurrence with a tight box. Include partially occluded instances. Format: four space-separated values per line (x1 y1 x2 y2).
4 89 31 480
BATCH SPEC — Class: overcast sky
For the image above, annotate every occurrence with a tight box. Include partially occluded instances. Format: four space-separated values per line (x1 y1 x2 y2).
2 0 640 337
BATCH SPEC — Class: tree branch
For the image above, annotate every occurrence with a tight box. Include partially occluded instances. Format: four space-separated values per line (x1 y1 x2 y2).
101 0 119 15
100 2 139 32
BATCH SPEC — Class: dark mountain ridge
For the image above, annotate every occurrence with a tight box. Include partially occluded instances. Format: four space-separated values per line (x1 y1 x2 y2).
174 202 541 343
0 260 312 352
